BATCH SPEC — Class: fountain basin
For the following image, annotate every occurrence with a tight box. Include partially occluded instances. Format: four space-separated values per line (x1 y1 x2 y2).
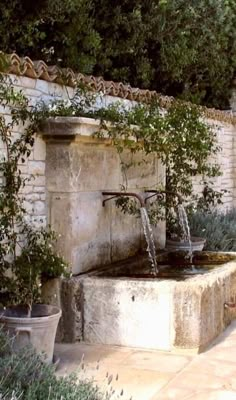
81 252 236 353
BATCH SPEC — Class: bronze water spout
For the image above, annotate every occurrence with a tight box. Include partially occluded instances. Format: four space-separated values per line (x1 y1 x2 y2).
144 190 183 204
102 191 145 208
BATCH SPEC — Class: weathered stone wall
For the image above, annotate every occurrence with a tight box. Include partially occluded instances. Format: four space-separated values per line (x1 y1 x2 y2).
214 120 236 207
1 74 236 274
0 74 74 229
192 119 236 209
43 117 165 274
0 75 165 275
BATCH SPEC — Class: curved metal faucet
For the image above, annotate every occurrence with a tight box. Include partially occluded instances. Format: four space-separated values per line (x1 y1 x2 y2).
102 191 145 207
144 190 183 204
224 301 236 309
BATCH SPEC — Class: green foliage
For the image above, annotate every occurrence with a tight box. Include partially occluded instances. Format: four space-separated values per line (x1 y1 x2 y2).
89 0 236 108
0 0 100 74
0 76 68 308
1 1 236 108
190 182 228 213
188 209 236 251
93 99 221 237
0 53 10 73
0 71 222 289
12 227 68 305
0 330 118 400
35 87 221 238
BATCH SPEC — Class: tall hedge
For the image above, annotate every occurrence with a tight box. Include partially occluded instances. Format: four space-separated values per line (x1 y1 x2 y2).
1 0 236 109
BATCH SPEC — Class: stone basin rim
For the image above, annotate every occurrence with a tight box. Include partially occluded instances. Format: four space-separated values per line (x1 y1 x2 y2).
80 251 236 287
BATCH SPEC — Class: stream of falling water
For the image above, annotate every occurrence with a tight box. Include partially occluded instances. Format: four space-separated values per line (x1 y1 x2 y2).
140 207 158 275
177 204 193 262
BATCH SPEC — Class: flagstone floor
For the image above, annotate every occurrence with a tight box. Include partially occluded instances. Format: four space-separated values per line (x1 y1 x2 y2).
55 321 236 400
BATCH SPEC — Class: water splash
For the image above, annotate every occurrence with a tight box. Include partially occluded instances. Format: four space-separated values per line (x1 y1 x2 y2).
140 207 158 275
177 204 192 262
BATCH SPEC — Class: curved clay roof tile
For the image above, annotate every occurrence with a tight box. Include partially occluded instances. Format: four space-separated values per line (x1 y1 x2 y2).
8 53 25 75
47 65 63 83
109 82 121 97
33 60 54 81
91 77 106 92
1 53 236 124
96 82 106 93
76 73 86 86
21 56 35 77
122 86 133 100
84 76 98 91
59 67 76 86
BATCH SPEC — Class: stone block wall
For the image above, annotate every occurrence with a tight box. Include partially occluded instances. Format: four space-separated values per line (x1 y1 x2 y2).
0 74 74 229
44 117 165 274
0 73 236 274
192 119 236 209
214 120 236 207
0 75 137 231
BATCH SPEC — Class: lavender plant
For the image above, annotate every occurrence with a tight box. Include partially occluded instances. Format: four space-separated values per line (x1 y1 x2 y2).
0 329 124 400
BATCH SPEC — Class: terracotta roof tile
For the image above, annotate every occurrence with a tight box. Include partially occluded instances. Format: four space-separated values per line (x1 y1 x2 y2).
4 53 236 125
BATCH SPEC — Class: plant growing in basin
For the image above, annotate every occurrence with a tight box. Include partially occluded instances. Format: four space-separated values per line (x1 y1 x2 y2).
0 76 67 364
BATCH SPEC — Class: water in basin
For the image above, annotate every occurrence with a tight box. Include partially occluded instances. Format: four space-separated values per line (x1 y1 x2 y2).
97 251 236 280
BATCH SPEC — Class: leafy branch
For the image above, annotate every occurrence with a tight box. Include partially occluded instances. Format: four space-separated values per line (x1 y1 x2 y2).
0 75 68 309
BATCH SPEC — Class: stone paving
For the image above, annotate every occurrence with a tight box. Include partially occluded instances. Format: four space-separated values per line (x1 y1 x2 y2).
55 320 236 400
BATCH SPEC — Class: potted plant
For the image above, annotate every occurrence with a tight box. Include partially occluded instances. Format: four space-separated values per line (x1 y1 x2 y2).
0 226 67 364
0 78 67 364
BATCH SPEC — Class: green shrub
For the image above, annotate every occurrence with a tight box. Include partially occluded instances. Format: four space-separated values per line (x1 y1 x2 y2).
1 1 236 108
0 392 21 400
188 209 236 251
0 330 119 400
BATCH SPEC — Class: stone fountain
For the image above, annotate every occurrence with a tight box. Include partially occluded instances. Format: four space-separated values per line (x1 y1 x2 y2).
42 117 236 352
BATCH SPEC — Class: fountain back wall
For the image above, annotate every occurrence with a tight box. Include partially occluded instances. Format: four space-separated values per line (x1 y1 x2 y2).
44 117 165 274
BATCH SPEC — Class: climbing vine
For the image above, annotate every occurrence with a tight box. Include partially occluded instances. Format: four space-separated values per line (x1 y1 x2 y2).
32 85 223 239
0 64 223 306
95 100 222 237
0 75 68 308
